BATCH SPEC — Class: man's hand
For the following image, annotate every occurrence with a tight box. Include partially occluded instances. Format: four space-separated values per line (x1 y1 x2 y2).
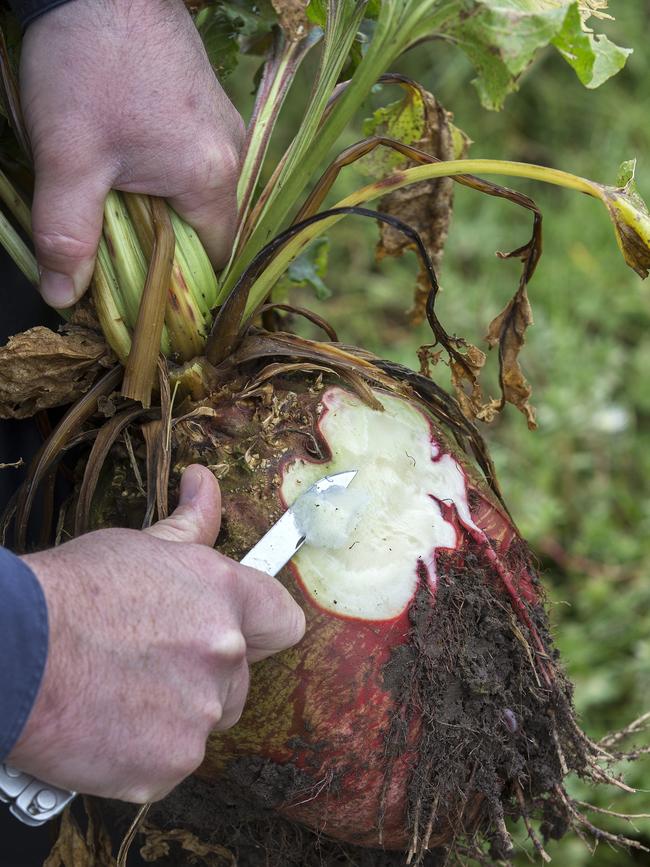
20 0 245 307
7 465 305 803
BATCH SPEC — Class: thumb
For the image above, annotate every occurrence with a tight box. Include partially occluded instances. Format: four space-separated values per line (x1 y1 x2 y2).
31 159 110 308
145 464 221 546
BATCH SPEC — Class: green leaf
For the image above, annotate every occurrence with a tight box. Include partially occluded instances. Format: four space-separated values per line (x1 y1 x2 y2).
276 237 331 300
616 159 636 189
442 1 569 110
551 3 631 89
359 90 426 176
306 0 327 27
195 2 273 78
438 1 631 110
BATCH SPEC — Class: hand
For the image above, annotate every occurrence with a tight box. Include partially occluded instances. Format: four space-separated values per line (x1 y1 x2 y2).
7 465 305 802
20 0 245 307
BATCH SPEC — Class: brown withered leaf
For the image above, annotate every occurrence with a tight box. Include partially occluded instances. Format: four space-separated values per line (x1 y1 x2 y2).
419 338 499 425
44 806 116 867
449 342 493 424
271 0 309 41
376 89 469 323
139 824 235 865
0 325 114 419
486 286 537 430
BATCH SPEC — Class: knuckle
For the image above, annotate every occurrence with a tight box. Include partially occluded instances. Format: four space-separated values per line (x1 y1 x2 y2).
202 697 224 729
209 628 247 665
213 557 239 592
192 139 241 192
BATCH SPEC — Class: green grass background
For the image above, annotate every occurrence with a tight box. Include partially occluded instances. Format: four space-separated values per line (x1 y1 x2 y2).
230 3 650 862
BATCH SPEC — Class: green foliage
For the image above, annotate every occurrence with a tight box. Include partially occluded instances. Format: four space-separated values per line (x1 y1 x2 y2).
359 91 426 175
275 237 331 301
195 1 273 77
552 3 631 88
437 0 631 109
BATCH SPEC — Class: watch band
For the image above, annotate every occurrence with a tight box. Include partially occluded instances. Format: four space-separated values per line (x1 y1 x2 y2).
0 763 75 826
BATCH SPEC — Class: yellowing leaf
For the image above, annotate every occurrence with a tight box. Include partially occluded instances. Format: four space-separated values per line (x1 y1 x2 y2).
360 89 426 177
359 87 473 320
598 161 650 279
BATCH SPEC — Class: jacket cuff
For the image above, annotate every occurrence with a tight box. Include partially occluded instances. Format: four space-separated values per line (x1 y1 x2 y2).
0 547 48 761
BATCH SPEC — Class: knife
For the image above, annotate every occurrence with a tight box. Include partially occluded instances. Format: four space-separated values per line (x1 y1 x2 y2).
0 469 357 826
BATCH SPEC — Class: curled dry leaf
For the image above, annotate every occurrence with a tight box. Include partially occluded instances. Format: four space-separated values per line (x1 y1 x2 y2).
449 342 492 424
44 806 116 867
486 286 537 430
271 0 309 41
374 88 469 323
0 326 114 419
578 0 612 26
139 825 235 866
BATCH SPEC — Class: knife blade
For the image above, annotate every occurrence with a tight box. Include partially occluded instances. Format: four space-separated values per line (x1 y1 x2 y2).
240 469 357 576
1 468 358 826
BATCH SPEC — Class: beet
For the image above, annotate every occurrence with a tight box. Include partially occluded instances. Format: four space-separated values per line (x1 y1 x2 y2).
82 356 629 865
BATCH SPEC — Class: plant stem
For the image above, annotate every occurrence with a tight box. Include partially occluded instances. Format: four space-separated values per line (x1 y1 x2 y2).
0 168 31 236
122 198 175 408
92 240 133 364
235 28 321 228
0 207 37 284
220 0 366 294
239 159 601 321
220 0 452 297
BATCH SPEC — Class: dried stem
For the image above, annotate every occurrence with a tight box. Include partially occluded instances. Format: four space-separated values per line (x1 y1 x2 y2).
121 198 174 408
12 366 122 550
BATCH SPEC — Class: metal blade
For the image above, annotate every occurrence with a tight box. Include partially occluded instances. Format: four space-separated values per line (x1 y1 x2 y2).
240 470 357 576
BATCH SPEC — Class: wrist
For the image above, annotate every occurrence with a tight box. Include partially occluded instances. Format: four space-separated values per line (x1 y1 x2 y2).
0 549 48 762
7 550 70 770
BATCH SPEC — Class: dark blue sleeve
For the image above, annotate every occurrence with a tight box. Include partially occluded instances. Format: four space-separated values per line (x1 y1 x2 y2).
8 0 72 30
0 547 48 761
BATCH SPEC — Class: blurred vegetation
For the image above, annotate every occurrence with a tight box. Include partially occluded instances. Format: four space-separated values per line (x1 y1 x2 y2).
228 3 650 863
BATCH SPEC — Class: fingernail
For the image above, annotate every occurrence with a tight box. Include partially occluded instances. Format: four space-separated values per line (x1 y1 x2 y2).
180 465 203 505
39 269 78 308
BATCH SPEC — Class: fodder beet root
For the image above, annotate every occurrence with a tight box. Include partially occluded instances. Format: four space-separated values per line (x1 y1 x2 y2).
83 363 638 865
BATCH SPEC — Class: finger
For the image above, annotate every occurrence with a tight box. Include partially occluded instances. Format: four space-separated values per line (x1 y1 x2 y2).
214 661 250 732
238 569 306 662
166 149 240 269
145 465 221 546
31 157 110 308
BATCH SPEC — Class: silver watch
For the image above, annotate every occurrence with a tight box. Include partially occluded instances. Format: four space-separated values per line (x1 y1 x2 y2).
0 763 76 826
